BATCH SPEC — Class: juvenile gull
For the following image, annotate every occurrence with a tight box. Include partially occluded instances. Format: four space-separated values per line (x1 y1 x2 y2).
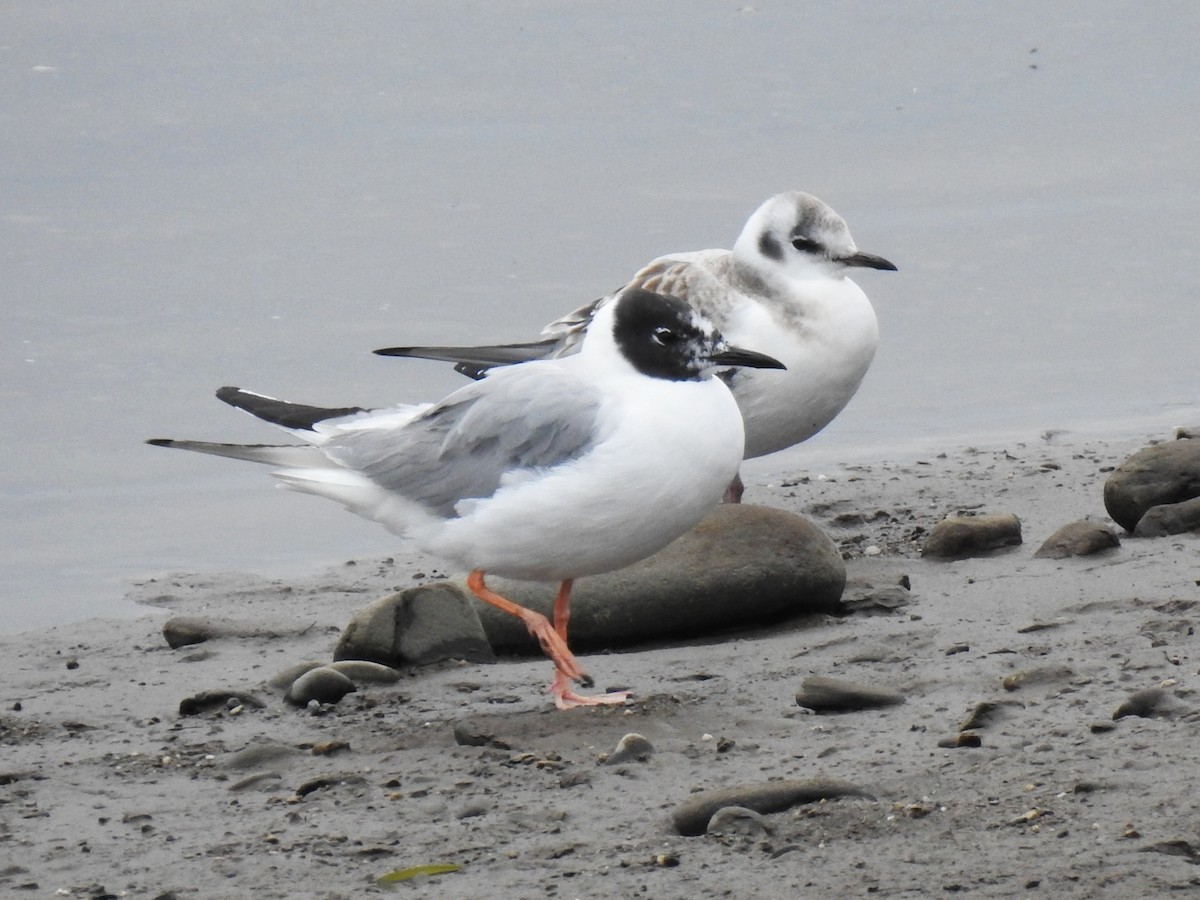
380 191 895 500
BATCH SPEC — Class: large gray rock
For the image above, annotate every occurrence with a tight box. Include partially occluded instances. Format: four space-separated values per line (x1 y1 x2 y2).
469 504 845 653
1133 495 1200 537
1104 439 1200 531
334 582 495 668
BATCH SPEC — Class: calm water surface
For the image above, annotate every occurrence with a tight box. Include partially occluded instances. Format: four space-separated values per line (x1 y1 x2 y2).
3 2 1198 632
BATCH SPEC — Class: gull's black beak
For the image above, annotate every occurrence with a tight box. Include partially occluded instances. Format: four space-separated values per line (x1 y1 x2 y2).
840 250 897 271
711 346 786 370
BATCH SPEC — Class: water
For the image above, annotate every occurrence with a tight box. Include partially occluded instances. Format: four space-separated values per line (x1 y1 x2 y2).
4 2 1198 633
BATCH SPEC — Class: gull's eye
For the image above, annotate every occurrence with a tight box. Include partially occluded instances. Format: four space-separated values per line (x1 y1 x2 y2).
652 326 681 346
791 236 822 254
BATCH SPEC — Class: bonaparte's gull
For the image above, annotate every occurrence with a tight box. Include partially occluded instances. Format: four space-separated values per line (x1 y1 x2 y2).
380 191 895 500
148 288 784 708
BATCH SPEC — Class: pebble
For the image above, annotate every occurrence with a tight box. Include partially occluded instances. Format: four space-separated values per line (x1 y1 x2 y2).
705 805 773 839
178 689 265 716
671 778 873 836
794 675 906 713
600 733 655 765
1035 521 1120 558
1113 687 1187 720
162 616 310 650
335 582 495 668
474 505 846 653
285 666 357 706
326 660 402 684
921 513 1022 559
1002 665 1075 692
959 700 1021 731
1103 439 1200 531
224 741 302 770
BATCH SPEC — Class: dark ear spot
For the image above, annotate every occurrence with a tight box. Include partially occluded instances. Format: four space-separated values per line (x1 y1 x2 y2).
758 232 784 261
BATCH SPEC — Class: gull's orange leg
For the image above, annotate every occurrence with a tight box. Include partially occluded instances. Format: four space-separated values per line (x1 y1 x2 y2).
467 570 589 685
467 571 628 710
549 578 629 710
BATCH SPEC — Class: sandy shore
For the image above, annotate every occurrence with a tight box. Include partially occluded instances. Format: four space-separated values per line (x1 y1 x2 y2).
3 431 1199 899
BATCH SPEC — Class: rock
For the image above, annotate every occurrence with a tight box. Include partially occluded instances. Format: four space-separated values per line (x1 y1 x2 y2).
601 733 655 765
334 583 495 668
452 720 511 749
959 700 1021 730
473 505 846 653
706 805 773 839
326 660 402 684
224 741 302 770
1133 495 1200 537
672 778 873 836
921 513 1022 559
1104 440 1200 531
178 689 265 716
1113 687 1188 720
162 616 311 649
284 666 357 706
267 661 326 689
1035 521 1120 558
794 676 906 712
1001 665 1075 692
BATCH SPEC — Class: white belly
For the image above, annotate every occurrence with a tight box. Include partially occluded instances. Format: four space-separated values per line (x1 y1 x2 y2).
420 376 745 582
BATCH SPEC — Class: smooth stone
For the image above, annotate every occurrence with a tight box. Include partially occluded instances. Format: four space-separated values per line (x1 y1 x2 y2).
1035 521 1120 558
672 778 873 836
1113 687 1187 720
601 733 655 765
959 700 1021 731
285 666 357 706
1133 495 1200 537
224 741 302 770
921 513 1022 559
326 660 402 684
178 689 265 716
1104 440 1200 531
162 616 310 649
1002 665 1075 692
473 505 846 653
452 719 511 749
706 805 773 839
267 661 326 690
794 675 906 713
334 582 495 668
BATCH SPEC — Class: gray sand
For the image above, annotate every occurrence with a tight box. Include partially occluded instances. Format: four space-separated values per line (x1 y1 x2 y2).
3 433 1199 898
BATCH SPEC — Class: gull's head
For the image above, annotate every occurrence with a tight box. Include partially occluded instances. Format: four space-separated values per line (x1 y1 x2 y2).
734 191 897 281
585 288 785 382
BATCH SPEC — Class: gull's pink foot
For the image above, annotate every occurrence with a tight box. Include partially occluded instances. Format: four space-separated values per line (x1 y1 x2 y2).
549 669 630 710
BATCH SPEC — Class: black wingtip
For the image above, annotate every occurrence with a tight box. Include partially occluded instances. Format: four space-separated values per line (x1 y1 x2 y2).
146 438 175 447
374 347 412 357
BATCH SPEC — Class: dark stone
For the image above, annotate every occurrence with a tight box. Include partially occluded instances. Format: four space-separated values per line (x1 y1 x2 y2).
921 513 1022 559
285 666 356 706
1113 687 1186 720
1134 495 1200 537
794 675 906 712
1035 521 1120 558
672 778 873 836
335 583 495 668
178 689 265 716
162 616 309 649
1104 439 1200 531
473 505 846 653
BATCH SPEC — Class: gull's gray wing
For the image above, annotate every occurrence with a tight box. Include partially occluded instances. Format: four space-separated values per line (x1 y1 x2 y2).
319 362 603 517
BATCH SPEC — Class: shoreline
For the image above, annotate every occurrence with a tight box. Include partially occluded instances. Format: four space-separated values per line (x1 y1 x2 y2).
3 428 1199 897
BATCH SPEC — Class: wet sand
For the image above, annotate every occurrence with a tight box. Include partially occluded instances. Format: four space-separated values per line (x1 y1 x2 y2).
3 431 1199 898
